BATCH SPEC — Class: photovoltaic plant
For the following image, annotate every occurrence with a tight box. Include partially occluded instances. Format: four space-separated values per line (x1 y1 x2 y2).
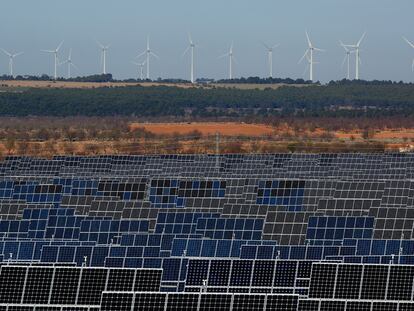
0 153 413 310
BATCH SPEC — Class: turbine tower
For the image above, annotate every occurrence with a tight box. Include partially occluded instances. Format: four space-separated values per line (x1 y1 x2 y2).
340 41 353 80
41 41 64 80
343 33 365 80
0 49 23 77
137 37 159 80
132 60 146 80
183 34 197 83
60 49 78 79
219 43 235 79
262 42 278 78
96 41 110 74
298 32 324 82
403 37 414 71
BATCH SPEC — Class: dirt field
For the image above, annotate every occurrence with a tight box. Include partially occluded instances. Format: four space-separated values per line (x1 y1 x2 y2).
0 80 198 89
130 122 277 137
337 129 414 140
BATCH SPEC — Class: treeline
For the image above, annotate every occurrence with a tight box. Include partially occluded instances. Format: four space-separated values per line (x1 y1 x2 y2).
215 77 312 84
0 82 414 118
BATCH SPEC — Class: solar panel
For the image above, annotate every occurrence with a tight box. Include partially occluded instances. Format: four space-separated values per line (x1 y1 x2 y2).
23 267 54 304
50 267 81 304
3 153 414 308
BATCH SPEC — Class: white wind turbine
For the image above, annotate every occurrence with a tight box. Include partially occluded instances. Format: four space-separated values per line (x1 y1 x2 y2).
182 34 197 83
96 41 110 74
137 37 159 80
59 49 78 79
339 41 354 80
132 60 146 80
219 43 236 79
342 33 366 80
298 32 324 82
403 37 414 71
0 49 23 77
262 42 279 78
41 41 64 80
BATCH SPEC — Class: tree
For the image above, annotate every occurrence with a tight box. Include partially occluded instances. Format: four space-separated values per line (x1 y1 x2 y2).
4 138 15 155
362 128 375 140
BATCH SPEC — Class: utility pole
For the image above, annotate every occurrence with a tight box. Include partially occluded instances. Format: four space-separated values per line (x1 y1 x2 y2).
215 132 220 171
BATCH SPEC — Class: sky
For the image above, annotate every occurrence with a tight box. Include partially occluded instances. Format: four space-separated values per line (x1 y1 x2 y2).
1 0 414 82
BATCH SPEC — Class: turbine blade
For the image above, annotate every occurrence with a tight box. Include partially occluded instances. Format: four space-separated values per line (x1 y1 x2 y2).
339 41 349 51
71 62 79 70
182 46 190 58
14 52 24 57
41 50 55 53
305 31 312 47
136 51 146 59
261 41 270 50
341 54 347 69
96 40 104 49
272 43 279 49
150 51 159 59
298 49 309 64
357 32 366 47
412 59 414 71
69 48 72 60
56 40 64 52
0 49 11 57
314 48 325 52
403 37 414 49
188 32 193 44
218 52 230 59
302 63 309 77
343 44 357 48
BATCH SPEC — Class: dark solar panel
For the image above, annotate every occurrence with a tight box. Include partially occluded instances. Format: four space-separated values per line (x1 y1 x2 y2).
23 267 54 304
0 266 26 303
100 292 134 311
77 268 108 305
50 267 81 304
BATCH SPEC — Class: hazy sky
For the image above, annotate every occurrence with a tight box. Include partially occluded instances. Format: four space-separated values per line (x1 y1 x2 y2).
1 0 414 82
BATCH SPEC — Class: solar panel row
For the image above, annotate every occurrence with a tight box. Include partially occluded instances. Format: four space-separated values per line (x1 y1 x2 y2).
1 154 414 309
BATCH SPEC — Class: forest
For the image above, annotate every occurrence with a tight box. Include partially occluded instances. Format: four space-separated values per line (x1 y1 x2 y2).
0 79 413 118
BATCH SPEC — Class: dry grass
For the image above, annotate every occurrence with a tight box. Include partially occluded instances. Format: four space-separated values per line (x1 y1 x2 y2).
0 80 200 89
131 122 276 137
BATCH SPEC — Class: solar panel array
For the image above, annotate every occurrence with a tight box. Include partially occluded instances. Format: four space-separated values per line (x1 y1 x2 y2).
1 153 414 309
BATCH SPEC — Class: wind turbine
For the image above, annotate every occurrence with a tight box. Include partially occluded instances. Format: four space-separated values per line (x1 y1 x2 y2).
41 41 64 80
96 41 110 74
59 48 78 79
343 32 366 80
219 43 236 79
0 49 23 77
339 41 353 80
137 37 159 80
403 37 414 71
262 42 278 78
298 32 324 82
132 60 146 80
182 34 197 83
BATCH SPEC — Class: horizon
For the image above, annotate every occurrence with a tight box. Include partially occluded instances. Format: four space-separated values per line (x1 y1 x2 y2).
1 0 414 82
